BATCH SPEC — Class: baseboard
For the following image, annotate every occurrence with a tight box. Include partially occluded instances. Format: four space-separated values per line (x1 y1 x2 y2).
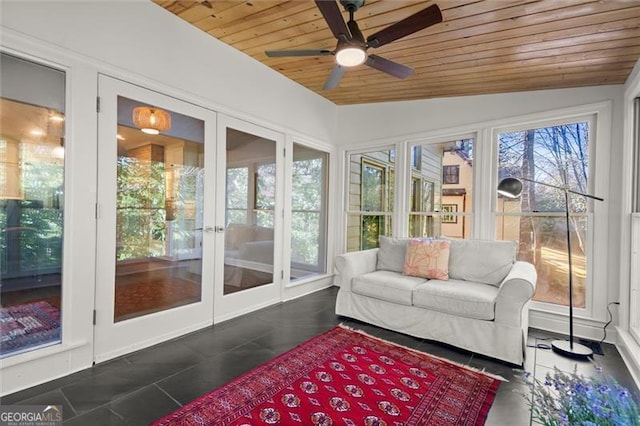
615 327 640 392
529 310 617 343
284 275 334 301
94 319 213 364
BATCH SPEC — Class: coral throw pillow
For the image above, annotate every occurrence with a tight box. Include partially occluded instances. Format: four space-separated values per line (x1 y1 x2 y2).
403 239 451 280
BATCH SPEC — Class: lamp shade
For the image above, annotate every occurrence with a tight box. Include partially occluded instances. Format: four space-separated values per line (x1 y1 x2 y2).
336 46 367 67
497 177 523 198
132 107 171 135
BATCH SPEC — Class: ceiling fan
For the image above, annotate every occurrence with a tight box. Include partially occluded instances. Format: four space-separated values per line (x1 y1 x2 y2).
265 0 443 90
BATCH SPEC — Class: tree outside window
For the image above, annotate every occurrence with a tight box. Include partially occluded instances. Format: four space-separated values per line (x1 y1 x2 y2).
226 167 248 225
497 121 591 308
290 145 328 279
255 163 276 228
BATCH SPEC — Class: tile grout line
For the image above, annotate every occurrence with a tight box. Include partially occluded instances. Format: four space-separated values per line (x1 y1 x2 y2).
154 383 184 408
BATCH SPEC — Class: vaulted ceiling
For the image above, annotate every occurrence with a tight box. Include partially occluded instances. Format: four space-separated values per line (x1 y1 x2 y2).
155 0 640 105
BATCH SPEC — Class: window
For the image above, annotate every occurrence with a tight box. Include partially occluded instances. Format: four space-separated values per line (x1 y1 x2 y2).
496 120 592 308
409 139 473 239
443 165 460 184
290 144 328 281
442 204 457 223
0 53 65 358
255 163 275 228
409 177 435 237
225 167 248 225
361 161 386 250
346 149 394 252
412 146 421 169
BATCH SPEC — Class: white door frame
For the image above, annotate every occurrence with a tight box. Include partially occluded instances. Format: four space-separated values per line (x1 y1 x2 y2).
94 75 217 363
213 114 285 323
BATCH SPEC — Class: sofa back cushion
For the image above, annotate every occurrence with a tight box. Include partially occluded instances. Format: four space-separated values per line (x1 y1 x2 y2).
403 239 451 280
446 238 516 286
377 236 409 273
225 223 255 249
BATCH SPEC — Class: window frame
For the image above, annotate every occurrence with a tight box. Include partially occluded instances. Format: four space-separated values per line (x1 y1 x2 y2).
490 107 609 320
343 147 395 252
342 102 611 330
405 136 475 239
289 144 329 276
443 164 460 184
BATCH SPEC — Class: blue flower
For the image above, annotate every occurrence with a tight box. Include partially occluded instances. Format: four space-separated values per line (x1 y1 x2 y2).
521 366 640 426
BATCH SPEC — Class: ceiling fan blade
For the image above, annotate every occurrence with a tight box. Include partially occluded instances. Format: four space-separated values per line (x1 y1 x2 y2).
365 54 413 79
367 4 442 49
315 0 351 40
322 64 346 90
265 49 332 58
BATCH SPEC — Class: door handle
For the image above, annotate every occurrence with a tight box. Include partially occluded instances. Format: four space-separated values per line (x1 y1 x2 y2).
215 226 225 233
195 226 215 233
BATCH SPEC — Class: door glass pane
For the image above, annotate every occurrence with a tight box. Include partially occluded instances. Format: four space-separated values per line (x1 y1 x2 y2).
496 122 591 308
114 97 204 322
290 144 328 281
409 139 473 238
1 54 65 358
224 128 276 294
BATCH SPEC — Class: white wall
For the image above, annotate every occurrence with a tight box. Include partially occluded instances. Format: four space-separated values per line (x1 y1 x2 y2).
336 86 622 145
0 1 336 141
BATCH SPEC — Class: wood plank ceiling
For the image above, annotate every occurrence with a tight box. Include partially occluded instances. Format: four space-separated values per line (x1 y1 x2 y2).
155 0 640 105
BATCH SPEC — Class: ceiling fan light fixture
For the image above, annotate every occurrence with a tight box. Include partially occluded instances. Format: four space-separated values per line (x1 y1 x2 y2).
336 46 367 67
132 106 172 135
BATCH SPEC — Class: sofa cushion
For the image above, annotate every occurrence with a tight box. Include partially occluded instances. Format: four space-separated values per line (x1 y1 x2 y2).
412 279 498 320
225 223 255 250
403 239 450 280
376 236 409 273
352 270 426 306
446 238 516 286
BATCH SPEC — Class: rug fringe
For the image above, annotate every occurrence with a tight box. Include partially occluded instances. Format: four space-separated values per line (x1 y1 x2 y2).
337 323 508 382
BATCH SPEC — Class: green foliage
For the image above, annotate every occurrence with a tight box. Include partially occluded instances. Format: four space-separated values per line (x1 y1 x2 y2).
362 215 383 250
291 157 324 266
362 164 384 211
1 154 64 275
116 157 166 260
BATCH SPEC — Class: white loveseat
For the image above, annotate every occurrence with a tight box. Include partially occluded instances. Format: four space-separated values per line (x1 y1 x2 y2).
334 237 537 365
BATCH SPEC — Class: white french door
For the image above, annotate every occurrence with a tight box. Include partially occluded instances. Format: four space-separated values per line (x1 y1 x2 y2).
94 75 217 362
214 114 284 322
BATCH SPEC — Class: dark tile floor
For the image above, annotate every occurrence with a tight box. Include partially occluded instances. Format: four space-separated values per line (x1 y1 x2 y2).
2 286 638 425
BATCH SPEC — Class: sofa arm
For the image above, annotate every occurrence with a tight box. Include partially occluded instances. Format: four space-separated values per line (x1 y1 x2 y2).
334 249 379 291
495 261 537 324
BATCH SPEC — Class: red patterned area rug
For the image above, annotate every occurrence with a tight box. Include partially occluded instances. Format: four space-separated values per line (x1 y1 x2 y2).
0 300 61 358
153 325 502 426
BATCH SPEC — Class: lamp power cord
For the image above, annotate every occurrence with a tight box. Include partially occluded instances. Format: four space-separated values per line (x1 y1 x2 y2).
599 301 620 345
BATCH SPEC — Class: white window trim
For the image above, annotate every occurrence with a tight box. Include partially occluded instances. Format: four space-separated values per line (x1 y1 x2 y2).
284 135 334 288
342 144 397 251
489 102 611 324
340 102 612 335
404 132 478 239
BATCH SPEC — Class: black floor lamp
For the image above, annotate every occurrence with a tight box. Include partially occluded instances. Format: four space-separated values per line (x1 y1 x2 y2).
497 176 604 359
